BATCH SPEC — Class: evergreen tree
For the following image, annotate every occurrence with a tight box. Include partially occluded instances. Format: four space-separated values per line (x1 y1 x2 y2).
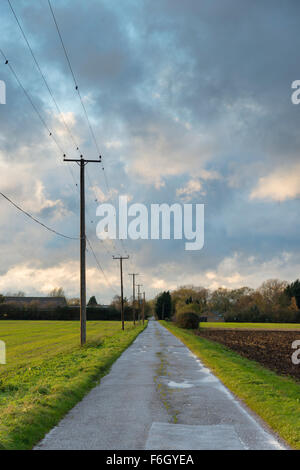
87 296 98 306
155 291 172 319
285 280 300 309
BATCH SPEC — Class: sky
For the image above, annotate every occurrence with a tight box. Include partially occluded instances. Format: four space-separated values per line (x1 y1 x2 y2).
0 0 300 303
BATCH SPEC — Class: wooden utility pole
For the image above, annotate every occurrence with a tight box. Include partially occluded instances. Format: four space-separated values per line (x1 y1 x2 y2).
128 273 139 325
136 284 143 324
64 156 101 345
113 255 129 330
142 291 145 325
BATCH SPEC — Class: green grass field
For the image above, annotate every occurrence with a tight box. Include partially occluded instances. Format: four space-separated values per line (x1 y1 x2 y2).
200 322 300 330
0 320 146 450
161 321 300 449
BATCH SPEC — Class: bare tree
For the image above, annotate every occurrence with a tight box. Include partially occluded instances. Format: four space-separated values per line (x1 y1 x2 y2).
48 287 65 298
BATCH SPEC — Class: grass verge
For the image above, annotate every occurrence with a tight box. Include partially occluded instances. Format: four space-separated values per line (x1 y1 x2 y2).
161 321 300 449
200 322 300 330
0 321 146 450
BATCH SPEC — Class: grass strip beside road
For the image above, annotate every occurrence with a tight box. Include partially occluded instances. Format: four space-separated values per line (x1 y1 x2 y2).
161 321 300 449
200 322 300 330
0 321 147 450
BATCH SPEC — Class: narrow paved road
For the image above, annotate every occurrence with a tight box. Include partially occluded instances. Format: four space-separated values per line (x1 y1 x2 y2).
36 320 287 450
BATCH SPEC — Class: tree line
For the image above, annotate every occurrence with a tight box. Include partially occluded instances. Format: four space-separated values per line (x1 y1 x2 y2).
154 279 300 323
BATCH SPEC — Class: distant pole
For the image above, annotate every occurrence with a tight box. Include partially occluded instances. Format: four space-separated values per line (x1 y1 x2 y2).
128 273 139 325
64 155 101 345
113 255 129 330
162 303 165 320
137 284 143 324
142 292 145 325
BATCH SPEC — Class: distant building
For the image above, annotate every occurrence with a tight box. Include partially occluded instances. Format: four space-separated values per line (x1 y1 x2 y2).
4 296 67 309
200 311 224 322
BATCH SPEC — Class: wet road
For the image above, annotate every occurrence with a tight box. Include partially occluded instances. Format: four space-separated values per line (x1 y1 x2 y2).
36 320 287 450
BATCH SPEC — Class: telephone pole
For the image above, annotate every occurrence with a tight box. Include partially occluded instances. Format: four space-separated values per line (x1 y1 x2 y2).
113 255 129 330
64 155 101 345
136 284 143 324
128 273 139 325
142 291 145 325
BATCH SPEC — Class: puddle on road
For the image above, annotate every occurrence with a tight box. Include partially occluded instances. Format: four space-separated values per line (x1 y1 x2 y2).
167 381 194 389
167 374 219 389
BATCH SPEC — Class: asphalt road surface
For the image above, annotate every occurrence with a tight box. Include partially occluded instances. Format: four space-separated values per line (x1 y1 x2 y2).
35 319 287 450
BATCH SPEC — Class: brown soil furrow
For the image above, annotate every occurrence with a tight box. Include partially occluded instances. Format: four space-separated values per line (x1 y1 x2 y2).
196 329 300 381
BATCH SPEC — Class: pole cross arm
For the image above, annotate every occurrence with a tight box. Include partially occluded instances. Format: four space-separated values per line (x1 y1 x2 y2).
64 157 101 163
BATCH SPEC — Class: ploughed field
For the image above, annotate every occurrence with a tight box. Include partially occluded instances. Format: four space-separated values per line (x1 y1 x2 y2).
200 322 300 330
196 328 300 381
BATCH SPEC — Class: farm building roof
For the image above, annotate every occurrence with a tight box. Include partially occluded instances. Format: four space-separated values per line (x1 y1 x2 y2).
4 296 67 309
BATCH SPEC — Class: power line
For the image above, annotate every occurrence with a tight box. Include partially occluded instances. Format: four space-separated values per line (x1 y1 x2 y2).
2 179 117 295
7 0 81 156
47 1 101 158
0 48 67 158
47 0 132 260
0 57 116 300
0 45 82 203
86 237 118 294
46 0 124 257
74 166 118 273
47 0 115 205
0 191 79 240
2 6 131 295
0 47 127 288
6 0 81 192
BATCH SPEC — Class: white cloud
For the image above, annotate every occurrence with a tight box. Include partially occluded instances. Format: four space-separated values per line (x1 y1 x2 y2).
0 159 67 217
25 181 66 217
176 179 205 201
128 125 215 188
250 163 300 201
90 185 119 203
52 111 79 141
151 278 168 289
202 252 298 290
0 261 119 298
55 111 76 128
140 252 300 299
105 140 123 149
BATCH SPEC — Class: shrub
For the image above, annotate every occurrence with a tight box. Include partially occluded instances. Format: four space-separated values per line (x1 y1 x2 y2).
176 302 202 315
175 311 199 329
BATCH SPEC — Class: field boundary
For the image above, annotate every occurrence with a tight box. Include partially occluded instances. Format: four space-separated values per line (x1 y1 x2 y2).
200 322 300 330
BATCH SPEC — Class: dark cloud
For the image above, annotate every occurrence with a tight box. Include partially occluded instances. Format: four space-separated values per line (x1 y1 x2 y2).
0 0 299 300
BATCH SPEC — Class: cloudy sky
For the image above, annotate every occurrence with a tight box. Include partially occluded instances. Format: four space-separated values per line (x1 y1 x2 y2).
0 0 300 303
